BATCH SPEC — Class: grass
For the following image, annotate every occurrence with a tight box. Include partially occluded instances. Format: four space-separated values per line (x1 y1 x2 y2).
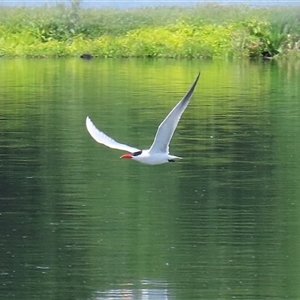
0 1 300 59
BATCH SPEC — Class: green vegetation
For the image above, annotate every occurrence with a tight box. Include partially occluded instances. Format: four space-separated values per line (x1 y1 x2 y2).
0 1 300 59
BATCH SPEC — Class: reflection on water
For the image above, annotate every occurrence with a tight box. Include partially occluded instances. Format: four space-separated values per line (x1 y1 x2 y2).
92 280 170 300
0 58 300 300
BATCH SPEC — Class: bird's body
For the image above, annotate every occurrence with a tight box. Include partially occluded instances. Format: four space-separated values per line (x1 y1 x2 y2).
86 72 200 165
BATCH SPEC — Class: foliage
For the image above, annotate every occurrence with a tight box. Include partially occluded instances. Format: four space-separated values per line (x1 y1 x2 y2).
0 1 300 58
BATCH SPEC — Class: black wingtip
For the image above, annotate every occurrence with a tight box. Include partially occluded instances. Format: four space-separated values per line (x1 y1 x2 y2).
190 72 201 90
193 71 201 85
182 72 201 101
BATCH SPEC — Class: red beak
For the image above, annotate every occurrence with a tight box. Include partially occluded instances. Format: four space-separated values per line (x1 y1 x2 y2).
120 153 133 159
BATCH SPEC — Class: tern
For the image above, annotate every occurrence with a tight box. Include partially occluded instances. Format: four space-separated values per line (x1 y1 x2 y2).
86 72 200 165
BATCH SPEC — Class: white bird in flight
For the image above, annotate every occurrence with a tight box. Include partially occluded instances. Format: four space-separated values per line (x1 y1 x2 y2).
86 72 200 165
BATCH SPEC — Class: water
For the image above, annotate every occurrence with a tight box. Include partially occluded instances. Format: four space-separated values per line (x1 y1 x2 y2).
0 58 300 300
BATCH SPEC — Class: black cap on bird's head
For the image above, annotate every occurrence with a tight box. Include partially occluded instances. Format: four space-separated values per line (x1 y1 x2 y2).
120 150 142 159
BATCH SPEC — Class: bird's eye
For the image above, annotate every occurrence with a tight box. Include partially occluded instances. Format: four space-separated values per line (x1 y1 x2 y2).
132 150 142 157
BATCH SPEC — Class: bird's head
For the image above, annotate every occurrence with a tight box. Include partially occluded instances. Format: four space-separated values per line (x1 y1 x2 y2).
120 150 142 160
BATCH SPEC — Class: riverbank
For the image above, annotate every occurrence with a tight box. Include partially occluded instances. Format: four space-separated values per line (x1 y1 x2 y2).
0 2 299 59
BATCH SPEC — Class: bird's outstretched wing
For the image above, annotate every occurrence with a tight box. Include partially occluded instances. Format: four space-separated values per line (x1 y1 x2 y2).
149 72 200 154
86 116 140 153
